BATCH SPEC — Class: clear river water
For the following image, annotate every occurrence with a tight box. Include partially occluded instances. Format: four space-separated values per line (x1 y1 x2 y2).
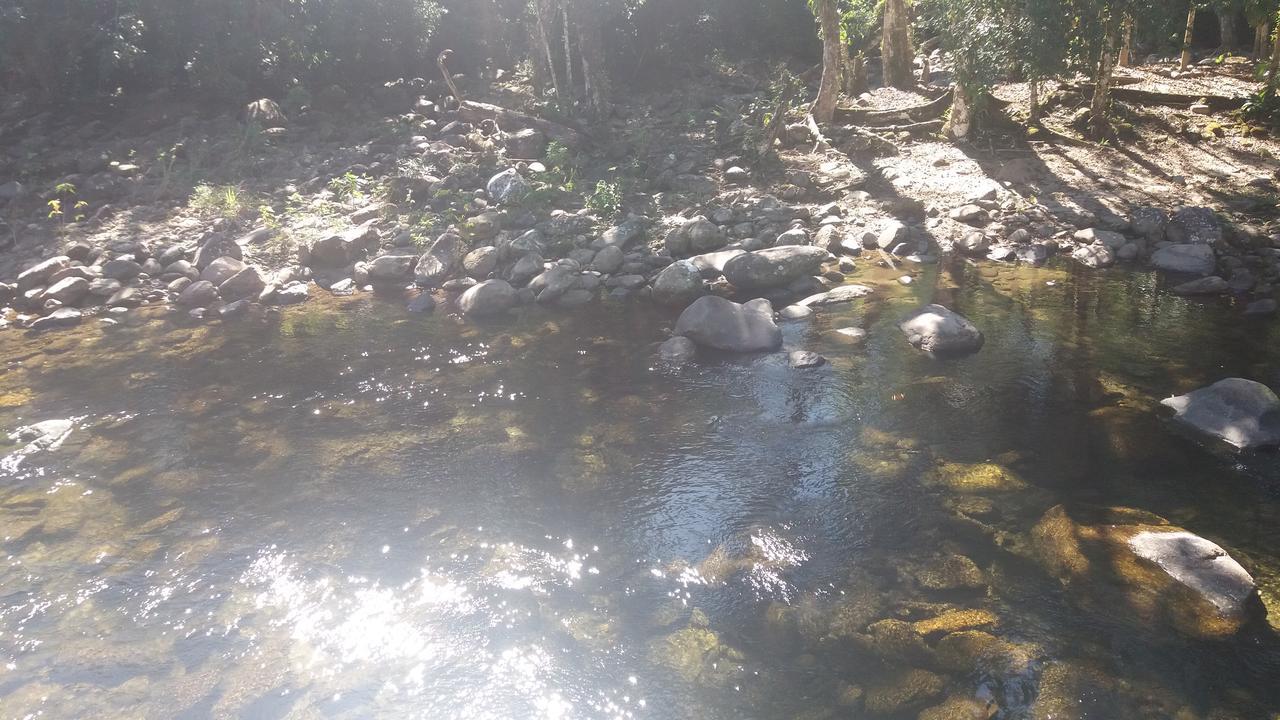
2 259 1279 719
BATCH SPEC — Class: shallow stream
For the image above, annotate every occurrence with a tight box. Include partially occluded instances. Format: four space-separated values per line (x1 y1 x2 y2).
2 259 1280 719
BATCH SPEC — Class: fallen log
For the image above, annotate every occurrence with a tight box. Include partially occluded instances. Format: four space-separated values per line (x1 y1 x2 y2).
834 92 951 125
453 101 585 147
1065 84 1245 111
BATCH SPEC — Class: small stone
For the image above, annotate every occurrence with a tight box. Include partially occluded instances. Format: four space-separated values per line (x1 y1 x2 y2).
788 350 826 368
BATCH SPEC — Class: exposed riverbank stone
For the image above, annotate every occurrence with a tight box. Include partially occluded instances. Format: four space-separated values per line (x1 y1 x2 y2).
674 296 782 352
798 284 873 307
722 245 827 291
485 168 530 205
415 231 465 287
458 279 517 316
1071 244 1114 269
29 308 82 332
1031 505 1266 639
1161 378 1280 450
1151 244 1215 275
651 260 705 307
899 305 984 358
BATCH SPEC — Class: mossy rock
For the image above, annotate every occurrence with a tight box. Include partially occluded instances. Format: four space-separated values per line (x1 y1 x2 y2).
924 461 1029 493
1031 504 1267 639
918 695 997 720
934 630 1035 677
864 668 946 716
649 624 745 688
913 608 998 638
902 554 987 593
1030 660 1181 720
863 619 934 666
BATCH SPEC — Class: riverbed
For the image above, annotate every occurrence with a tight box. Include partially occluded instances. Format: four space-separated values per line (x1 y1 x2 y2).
2 259 1279 719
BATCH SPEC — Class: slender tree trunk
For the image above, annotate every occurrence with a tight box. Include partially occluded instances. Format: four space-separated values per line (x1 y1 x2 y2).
920 55 931 84
1256 21 1271 59
850 53 869 96
811 0 841 123
944 83 973 140
1029 78 1041 123
561 2 575 98
881 0 914 90
534 0 562 98
1181 5 1197 70
1218 8 1238 51
573 1 608 114
1118 15 1134 66
1092 20 1120 138
1270 19 1280 87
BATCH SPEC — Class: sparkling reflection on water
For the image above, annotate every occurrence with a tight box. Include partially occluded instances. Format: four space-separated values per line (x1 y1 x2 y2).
2 261 1280 719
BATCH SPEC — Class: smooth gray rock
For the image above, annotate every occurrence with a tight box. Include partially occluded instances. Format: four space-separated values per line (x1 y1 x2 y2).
42 277 89 305
219 266 267 302
529 265 578 303
665 216 726 257
1074 228 1127 250
658 336 697 363
200 256 247 285
274 282 309 305
17 256 70 292
29 308 82 332
592 219 646 250
367 254 416 282
458 279 517 316
590 245 625 274
798 284 873 307
1161 378 1280 449
193 235 244 269
899 304 984 358
106 287 144 308
1152 244 1215 276
723 246 827 291
100 258 142 281
177 280 219 307
463 246 499 279
508 253 544 286
688 249 746 278
1169 207 1222 246
956 231 989 257
1128 530 1259 630
674 296 782 352
651 260 705 307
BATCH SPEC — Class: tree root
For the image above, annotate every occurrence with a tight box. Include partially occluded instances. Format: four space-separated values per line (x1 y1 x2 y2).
1065 83 1245 111
835 91 951 125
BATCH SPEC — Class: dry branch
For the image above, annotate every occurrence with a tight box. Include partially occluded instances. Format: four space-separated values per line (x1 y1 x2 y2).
454 101 585 147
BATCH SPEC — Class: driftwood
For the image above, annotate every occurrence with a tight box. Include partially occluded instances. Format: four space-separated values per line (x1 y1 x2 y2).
835 92 951 125
454 101 585 147
437 50 464 109
1066 83 1245 111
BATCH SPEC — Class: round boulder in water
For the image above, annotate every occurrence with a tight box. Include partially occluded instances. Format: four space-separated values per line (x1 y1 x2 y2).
1161 378 1280 450
898 304 984 358
458 279 517 316
674 296 782 353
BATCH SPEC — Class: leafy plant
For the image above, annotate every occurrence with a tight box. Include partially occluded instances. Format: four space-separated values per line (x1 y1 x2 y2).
190 183 248 219
47 183 86 224
328 172 370 203
586 180 624 219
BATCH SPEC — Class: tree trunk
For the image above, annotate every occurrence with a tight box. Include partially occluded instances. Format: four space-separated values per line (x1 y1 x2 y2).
920 55 931 84
1218 7 1238 51
1029 78 1041 123
881 0 914 90
1091 20 1119 138
849 53 869 96
811 0 841 124
561 2 576 98
943 83 974 140
534 0 562 98
1270 19 1280 87
1256 21 1271 59
1118 15 1134 67
1181 5 1197 70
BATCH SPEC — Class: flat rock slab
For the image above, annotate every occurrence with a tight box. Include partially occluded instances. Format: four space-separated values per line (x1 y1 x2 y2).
798 284 874 307
1161 378 1280 449
1128 531 1258 618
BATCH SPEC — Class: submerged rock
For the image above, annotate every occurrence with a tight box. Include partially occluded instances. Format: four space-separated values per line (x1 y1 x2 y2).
674 296 782 352
864 668 946 716
1151 243 1215 275
1031 504 1266 639
658 336 696 363
1161 378 1280 450
1171 276 1227 295
899 305 984 358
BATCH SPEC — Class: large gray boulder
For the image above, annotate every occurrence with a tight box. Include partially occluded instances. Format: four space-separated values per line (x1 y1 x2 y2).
306 221 378 268
592 218 646 250
41 277 89 306
1169 206 1222 246
674 296 782 352
458 279 517 316
218 266 267 302
723 246 827 291
1151 244 1215 276
899 304 984 358
1161 378 1280 450
528 265 578 303
200 256 247 285
688 250 746 278
665 216 726 257
193 234 244 270
463 246 499 278
414 231 465 287
1032 505 1265 639
17 256 70 292
177 280 219 307
651 260 705 307
367 254 416 283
